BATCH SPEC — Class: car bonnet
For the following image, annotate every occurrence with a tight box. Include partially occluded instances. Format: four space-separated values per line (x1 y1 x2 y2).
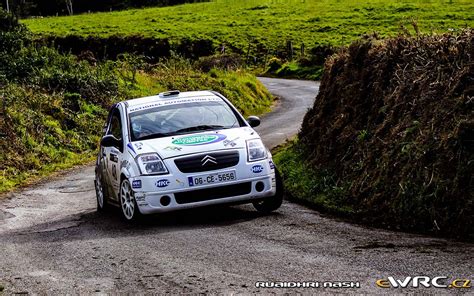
125 127 259 160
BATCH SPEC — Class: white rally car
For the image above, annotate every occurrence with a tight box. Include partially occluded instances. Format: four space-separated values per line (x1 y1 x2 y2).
94 90 283 221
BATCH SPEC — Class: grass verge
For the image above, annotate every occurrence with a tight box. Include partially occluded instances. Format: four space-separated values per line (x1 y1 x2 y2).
265 61 324 81
273 140 354 217
1 67 272 194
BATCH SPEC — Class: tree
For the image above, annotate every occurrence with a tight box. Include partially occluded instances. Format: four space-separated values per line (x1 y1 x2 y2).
65 0 72 15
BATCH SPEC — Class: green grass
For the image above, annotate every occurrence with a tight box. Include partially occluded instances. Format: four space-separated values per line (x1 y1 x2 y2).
1 66 273 194
1 152 96 195
23 0 474 50
266 60 324 80
273 140 354 216
120 56 273 116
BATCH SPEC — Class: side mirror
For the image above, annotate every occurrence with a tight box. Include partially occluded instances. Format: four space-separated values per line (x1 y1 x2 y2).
247 116 261 128
101 135 122 148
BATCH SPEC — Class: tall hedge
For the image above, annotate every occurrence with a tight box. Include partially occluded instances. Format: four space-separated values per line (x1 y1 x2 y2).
299 30 473 239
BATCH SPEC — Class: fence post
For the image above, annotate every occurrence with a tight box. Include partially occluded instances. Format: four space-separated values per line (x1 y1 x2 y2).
246 42 251 65
263 49 269 68
287 40 294 61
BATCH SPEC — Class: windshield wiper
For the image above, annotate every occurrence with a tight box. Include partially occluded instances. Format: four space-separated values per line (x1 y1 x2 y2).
174 125 226 134
137 132 172 141
137 125 227 140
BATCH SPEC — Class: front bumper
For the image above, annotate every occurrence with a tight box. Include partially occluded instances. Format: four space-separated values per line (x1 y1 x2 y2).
130 156 277 214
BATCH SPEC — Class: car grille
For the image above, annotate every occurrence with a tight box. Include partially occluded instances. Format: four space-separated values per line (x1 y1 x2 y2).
174 182 252 204
174 150 240 173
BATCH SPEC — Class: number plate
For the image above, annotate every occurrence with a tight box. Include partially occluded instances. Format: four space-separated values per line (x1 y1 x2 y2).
188 170 236 187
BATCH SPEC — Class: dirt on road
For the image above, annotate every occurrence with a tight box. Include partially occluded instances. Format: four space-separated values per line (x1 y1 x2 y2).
0 78 472 294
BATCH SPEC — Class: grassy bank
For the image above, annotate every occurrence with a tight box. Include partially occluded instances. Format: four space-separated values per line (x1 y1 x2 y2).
273 140 354 216
1 67 272 194
1 68 272 194
24 0 474 50
275 30 473 240
0 12 273 194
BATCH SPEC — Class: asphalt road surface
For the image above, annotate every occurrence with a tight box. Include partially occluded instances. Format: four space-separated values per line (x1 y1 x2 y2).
256 77 319 149
1 78 472 294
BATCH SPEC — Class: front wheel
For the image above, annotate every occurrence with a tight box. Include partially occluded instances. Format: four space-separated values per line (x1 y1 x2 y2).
253 169 284 213
95 171 108 212
120 178 141 221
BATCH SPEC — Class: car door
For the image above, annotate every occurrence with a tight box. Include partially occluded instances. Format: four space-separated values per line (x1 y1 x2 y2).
104 107 124 200
97 107 113 196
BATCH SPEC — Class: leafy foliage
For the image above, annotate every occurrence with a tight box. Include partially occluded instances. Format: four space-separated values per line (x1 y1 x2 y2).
0 12 273 192
294 29 473 239
273 141 354 216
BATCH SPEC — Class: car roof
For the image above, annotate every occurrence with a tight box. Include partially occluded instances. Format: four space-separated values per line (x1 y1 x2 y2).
123 90 220 111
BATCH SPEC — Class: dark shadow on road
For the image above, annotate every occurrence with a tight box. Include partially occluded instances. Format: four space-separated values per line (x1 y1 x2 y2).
1 204 283 244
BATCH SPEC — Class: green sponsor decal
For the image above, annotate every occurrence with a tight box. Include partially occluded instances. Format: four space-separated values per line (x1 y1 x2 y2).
172 134 226 146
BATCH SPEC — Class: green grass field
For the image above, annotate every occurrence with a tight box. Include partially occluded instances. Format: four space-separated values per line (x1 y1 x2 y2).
24 0 473 50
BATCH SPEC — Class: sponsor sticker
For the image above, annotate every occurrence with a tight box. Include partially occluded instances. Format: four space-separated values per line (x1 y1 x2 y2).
134 192 146 202
155 179 170 188
132 180 142 189
269 160 275 170
223 137 239 147
172 134 227 146
251 165 264 173
112 164 117 180
176 179 185 187
109 154 119 163
120 160 130 169
129 97 222 113
164 146 182 151
127 143 136 155
134 142 143 150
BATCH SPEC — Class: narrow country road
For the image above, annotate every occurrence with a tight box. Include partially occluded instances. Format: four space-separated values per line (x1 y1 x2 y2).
256 78 319 149
0 78 472 294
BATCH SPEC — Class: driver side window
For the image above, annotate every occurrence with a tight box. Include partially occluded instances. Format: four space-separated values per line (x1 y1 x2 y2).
108 109 123 140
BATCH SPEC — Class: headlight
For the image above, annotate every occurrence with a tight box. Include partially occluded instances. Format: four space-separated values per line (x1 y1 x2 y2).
246 139 267 162
136 153 168 175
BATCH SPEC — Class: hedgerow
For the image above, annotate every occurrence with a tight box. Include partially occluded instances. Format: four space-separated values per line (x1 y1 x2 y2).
277 30 473 240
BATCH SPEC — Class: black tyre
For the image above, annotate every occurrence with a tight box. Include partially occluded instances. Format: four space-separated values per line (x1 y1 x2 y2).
119 178 142 221
95 170 109 212
253 168 284 213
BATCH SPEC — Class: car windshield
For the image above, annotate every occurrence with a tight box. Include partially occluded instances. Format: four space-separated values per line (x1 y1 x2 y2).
129 100 242 141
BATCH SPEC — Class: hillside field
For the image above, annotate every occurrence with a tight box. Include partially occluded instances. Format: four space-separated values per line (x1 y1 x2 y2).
24 0 474 51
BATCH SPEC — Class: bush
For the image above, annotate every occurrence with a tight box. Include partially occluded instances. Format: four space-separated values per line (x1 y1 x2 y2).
196 53 243 72
46 35 172 62
0 9 120 191
297 30 473 239
0 9 30 55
